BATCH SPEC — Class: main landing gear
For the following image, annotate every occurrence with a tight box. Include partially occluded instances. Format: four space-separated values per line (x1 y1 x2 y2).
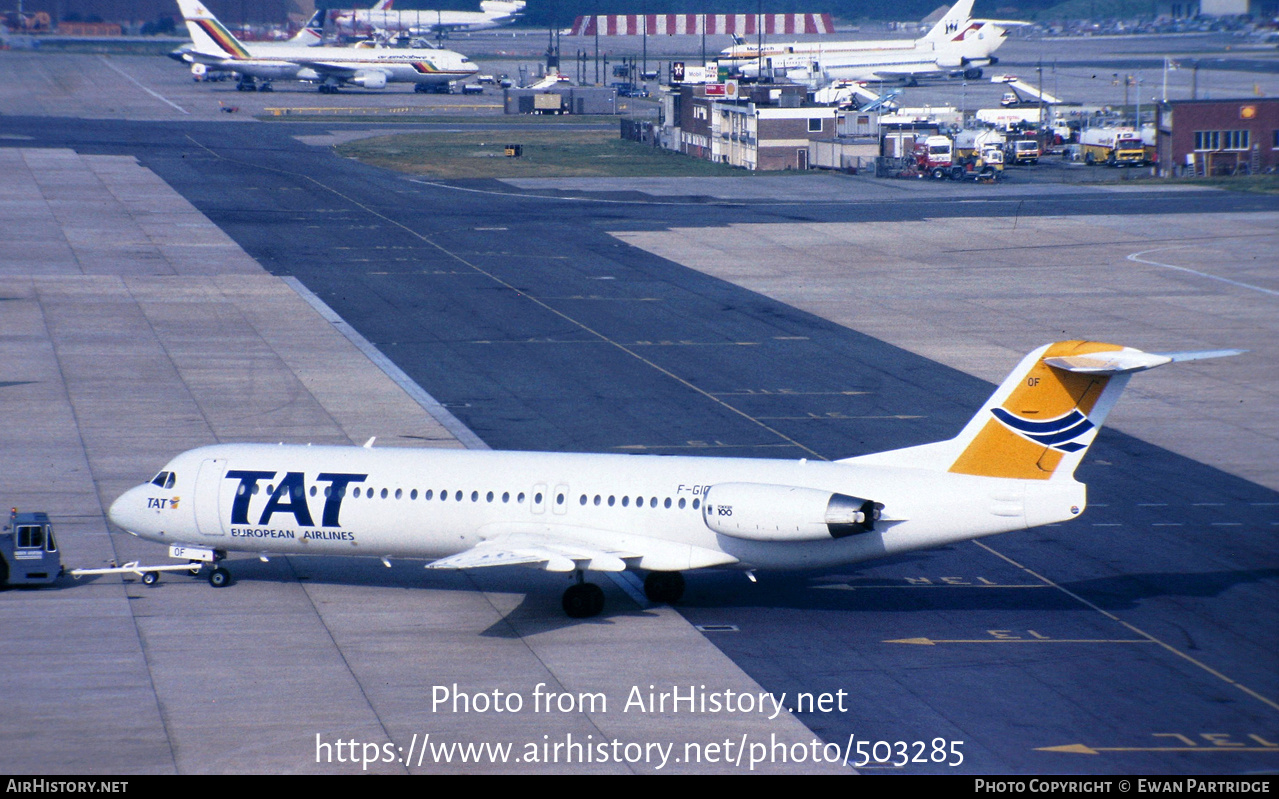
562 571 604 618
560 570 687 618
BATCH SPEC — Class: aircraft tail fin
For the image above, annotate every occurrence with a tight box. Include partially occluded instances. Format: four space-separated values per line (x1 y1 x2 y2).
289 10 324 45
176 0 251 59
921 0 976 42
845 341 1241 481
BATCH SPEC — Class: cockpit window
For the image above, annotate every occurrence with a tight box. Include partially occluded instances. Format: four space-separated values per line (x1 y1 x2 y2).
150 471 176 489
17 525 44 549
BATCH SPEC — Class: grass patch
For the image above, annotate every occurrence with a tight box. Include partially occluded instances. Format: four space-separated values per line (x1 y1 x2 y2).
334 129 760 178
1182 174 1279 194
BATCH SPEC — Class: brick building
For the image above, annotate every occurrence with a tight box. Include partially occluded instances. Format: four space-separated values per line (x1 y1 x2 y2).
1156 98 1278 176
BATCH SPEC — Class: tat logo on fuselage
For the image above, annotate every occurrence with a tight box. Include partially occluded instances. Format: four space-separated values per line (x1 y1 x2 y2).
990 407 1095 453
225 470 367 528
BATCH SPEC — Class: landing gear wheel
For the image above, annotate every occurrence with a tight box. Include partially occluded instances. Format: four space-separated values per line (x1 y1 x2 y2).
208 566 231 588
644 571 685 604
142 571 159 586
562 582 605 618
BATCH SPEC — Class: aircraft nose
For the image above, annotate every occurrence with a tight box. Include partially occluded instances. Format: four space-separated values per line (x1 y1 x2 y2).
108 485 153 538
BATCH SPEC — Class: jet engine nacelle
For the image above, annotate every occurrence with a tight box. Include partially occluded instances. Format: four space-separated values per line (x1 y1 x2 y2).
352 70 389 89
702 482 879 542
936 53 964 69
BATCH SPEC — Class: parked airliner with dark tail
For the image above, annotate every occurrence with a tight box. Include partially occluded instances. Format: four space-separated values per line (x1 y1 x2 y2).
108 342 1237 617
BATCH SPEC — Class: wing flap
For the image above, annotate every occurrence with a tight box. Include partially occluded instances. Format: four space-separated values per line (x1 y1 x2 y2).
426 533 635 573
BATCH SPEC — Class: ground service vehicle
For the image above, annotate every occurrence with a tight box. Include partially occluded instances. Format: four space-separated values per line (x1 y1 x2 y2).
1080 127 1145 166
914 135 955 179
954 146 1004 181
1 509 61 587
1005 137 1040 165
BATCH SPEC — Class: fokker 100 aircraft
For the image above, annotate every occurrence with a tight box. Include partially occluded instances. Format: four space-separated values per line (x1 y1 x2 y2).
108 341 1236 618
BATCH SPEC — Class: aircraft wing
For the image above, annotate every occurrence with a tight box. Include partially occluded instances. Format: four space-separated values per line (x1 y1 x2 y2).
286 58 366 77
427 532 639 573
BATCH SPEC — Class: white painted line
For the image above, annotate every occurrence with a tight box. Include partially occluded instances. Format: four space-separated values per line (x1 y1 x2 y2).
1128 246 1279 297
98 56 189 115
283 276 490 451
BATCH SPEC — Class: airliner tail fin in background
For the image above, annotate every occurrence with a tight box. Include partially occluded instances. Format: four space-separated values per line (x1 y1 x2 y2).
176 0 250 58
921 0 976 42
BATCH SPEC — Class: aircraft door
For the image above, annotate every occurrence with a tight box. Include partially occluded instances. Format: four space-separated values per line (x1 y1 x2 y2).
194 458 227 536
531 482 547 515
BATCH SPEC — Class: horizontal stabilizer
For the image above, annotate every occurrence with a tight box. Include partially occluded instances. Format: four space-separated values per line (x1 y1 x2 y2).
1044 348 1243 374
1156 348 1247 363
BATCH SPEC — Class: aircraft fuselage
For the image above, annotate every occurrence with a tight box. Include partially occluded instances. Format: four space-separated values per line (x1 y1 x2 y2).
109 443 1085 573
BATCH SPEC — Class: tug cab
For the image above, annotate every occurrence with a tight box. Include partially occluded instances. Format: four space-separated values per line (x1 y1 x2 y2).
1 508 62 587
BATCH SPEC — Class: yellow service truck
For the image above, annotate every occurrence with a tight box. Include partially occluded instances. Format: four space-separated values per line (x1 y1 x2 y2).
1080 127 1146 166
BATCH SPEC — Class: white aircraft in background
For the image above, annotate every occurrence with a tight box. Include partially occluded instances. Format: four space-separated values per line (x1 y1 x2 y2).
332 0 526 38
725 0 1025 86
175 0 479 93
108 341 1237 618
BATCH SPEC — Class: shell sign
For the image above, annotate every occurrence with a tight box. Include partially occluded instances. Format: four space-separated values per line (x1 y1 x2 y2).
1240 105 1257 119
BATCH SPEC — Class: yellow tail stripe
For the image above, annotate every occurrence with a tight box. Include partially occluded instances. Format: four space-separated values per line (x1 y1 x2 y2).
950 341 1121 480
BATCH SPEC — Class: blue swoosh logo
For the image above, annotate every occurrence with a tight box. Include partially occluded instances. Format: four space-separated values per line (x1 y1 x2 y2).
991 407 1095 452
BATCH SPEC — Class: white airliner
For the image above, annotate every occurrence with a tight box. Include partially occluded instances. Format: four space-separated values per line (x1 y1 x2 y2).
724 0 1024 86
107 341 1237 618
332 0 527 38
175 0 479 93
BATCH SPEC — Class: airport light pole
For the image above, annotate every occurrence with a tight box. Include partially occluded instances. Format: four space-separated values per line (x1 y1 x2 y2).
1134 73 1141 127
701 16 706 67
642 0 647 78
